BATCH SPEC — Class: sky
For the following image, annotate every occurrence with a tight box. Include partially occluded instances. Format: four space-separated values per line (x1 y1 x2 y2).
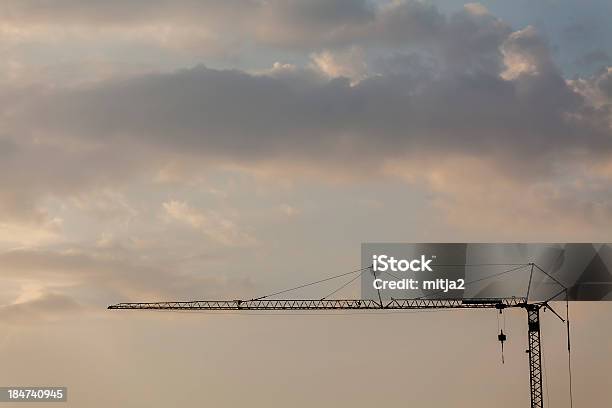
0 1 611 407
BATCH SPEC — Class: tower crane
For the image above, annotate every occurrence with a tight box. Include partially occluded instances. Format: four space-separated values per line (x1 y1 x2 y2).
108 263 573 408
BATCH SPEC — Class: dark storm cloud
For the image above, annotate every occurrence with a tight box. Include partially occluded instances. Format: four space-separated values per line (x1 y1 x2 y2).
15 53 610 177
0 2 533 217
270 0 375 28
0 1 610 227
4 2 601 177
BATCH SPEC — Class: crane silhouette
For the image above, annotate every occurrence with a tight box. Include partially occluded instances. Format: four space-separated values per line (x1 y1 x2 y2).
108 262 573 408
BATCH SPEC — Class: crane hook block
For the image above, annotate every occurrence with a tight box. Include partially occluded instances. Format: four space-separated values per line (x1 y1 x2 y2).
498 330 507 364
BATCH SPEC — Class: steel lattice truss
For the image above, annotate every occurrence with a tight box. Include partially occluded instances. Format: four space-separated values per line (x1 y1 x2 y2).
527 305 544 408
107 297 526 311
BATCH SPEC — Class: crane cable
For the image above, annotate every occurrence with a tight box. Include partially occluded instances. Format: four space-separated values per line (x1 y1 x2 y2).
566 292 573 408
250 266 371 301
260 263 533 303
496 311 505 364
532 265 573 408
415 264 531 300
321 272 364 300
544 327 552 408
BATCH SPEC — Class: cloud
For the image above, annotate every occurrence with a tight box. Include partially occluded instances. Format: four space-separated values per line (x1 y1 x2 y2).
501 26 557 78
0 1 502 57
0 218 63 248
311 46 368 83
163 200 208 228
0 134 149 228
0 245 255 304
0 0 372 55
12 54 608 177
162 200 256 247
0 292 83 325
0 1 610 277
385 155 612 239
71 189 138 222
0 9 608 238
596 68 612 96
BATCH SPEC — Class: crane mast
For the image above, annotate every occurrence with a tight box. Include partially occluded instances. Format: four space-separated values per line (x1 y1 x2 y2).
109 296 548 408
526 304 544 408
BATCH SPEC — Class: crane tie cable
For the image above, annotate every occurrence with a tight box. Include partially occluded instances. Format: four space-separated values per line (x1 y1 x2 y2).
321 272 364 300
250 265 371 301
414 264 531 300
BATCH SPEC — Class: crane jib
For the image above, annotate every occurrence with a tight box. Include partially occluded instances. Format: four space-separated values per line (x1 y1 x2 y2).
107 297 526 310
